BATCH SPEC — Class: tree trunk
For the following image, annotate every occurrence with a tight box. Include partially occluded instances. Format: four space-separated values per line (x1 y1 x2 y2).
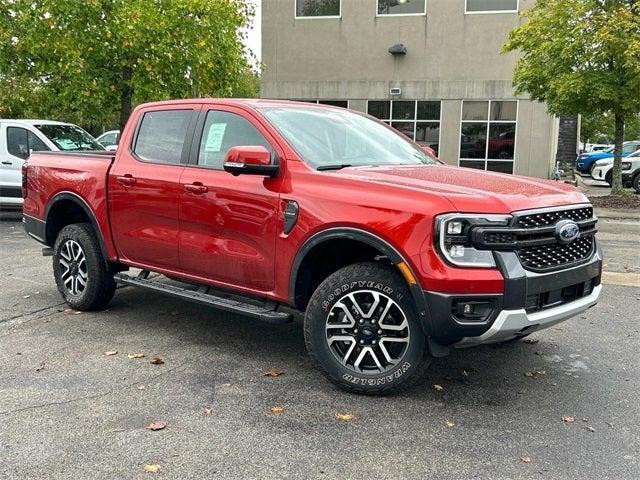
119 67 133 133
610 112 625 194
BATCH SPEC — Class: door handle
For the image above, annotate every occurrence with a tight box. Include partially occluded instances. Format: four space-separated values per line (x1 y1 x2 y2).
184 182 208 194
116 174 136 186
1 161 12 165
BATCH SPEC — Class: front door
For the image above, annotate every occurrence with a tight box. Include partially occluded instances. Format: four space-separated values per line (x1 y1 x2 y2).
178 106 283 293
108 106 198 270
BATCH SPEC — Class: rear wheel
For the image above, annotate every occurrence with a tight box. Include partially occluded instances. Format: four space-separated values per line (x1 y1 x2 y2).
52 223 116 310
304 262 430 395
633 173 640 194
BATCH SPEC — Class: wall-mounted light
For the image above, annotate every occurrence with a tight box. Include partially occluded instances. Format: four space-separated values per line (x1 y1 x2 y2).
388 43 407 55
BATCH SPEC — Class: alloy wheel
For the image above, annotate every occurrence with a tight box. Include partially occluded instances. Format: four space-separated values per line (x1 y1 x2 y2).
58 239 88 296
325 290 410 374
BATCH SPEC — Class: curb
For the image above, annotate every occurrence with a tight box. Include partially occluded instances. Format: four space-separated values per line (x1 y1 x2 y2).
594 208 640 221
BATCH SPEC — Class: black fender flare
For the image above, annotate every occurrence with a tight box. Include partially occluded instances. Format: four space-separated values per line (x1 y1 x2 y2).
289 227 432 335
45 192 109 261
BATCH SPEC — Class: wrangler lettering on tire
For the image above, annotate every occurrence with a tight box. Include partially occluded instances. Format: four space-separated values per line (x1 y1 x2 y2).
304 262 430 395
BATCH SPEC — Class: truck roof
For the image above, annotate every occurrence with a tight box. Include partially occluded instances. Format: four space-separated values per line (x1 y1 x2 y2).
0 119 73 126
135 98 338 110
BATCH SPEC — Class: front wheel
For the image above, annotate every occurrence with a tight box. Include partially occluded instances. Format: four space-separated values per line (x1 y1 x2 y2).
304 262 430 395
52 223 116 310
605 170 613 186
633 174 640 194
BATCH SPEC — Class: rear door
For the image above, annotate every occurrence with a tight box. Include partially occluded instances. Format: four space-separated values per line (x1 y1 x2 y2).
108 105 199 270
178 106 283 293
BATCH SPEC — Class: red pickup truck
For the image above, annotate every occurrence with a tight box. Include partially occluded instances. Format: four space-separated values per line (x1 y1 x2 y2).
22 99 602 394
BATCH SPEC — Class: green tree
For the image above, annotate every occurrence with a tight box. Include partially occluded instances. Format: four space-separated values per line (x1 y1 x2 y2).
0 0 259 131
581 112 640 145
503 0 640 194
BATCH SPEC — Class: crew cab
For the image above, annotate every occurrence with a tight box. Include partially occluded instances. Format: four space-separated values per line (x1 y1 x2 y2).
1 120 104 211
22 99 602 394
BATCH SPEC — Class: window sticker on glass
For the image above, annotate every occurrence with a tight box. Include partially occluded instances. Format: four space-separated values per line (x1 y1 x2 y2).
204 123 227 152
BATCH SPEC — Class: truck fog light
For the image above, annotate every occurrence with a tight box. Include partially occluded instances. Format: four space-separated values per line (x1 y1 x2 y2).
449 245 465 257
452 299 496 323
447 221 463 235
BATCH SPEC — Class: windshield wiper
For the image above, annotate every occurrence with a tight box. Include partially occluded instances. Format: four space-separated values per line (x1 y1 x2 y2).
317 164 353 171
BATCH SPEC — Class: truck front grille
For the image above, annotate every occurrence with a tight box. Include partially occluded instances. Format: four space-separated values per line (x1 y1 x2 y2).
472 205 597 273
517 235 595 272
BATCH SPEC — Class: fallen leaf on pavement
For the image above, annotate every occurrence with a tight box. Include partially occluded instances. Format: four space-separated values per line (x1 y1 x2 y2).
137 385 146 390
203 407 213 416
523 338 540 345
146 421 166 431
562 416 575 423
262 369 285 377
585 426 595 432
143 464 161 473
524 370 546 377
127 353 145 359
150 356 164 365
104 351 118 356
520 456 532 463
23 295 30 299
35 362 45 372
335 413 354 421
432 384 444 391
270 406 285 414
445 420 455 428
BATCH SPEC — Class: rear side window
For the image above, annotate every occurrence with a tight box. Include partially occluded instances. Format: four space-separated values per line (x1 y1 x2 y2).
198 110 274 170
134 110 192 164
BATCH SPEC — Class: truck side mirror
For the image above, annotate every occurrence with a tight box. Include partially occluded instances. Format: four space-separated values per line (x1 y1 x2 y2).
223 146 280 177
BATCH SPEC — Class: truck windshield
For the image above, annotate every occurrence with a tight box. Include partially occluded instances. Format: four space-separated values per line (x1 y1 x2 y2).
35 124 105 151
260 106 437 169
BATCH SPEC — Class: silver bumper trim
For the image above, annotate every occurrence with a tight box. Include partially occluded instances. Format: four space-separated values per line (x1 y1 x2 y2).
454 284 602 347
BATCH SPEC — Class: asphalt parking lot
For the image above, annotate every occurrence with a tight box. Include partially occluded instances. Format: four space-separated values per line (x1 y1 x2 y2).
1 215 639 480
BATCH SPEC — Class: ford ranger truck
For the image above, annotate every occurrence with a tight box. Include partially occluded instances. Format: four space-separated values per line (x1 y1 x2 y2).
22 99 602 395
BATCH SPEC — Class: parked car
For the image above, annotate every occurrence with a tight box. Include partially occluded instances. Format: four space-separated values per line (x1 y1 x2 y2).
591 150 640 192
96 130 120 151
22 99 602 394
1 120 104 210
580 143 613 154
575 141 640 173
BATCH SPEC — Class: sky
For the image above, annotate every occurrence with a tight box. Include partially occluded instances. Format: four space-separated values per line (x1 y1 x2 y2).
244 0 262 63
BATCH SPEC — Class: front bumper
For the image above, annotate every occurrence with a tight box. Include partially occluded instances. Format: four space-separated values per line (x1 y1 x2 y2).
424 243 603 345
591 166 608 181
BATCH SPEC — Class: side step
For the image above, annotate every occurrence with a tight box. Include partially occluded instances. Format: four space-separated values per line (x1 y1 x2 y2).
114 271 292 324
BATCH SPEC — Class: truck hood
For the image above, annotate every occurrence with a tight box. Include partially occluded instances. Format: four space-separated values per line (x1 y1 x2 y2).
335 164 587 213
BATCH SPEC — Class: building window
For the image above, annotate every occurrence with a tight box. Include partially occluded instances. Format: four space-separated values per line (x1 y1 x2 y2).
368 100 441 155
296 0 341 18
465 0 518 13
377 0 426 16
459 100 517 174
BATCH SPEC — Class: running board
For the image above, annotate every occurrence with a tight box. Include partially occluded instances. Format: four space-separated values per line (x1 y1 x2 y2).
114 272 292 324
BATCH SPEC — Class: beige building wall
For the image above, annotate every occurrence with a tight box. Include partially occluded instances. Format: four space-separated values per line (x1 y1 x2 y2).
261 0 557 179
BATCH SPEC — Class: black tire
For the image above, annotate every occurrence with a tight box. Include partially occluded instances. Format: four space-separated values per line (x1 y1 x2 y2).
52 223 116 310
633 173 640 194
605 170 612 186
304 261 431 395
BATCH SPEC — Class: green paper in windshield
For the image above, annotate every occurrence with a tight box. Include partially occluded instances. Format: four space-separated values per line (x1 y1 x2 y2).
204 123 227 152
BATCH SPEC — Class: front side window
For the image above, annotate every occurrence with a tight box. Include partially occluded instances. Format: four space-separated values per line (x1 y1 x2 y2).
296 0 340 17
459 100 517 174
5 128 50 160
622 143 640 155
465 0 518 13
133 110 192 164
36 124 104 151
377 0 426 15
261 106 437 169
198 110 274 170
368 100 441 156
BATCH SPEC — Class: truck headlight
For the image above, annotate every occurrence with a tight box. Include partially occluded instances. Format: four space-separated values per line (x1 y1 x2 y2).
435 214 512 268
622 162 632 171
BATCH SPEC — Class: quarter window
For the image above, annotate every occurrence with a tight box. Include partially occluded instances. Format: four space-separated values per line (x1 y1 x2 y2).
377 0 426 15
459 100 517 174
134 110 192 164
465 0 518 13
198 111 274 170
368 100 441 156
296 0 341 18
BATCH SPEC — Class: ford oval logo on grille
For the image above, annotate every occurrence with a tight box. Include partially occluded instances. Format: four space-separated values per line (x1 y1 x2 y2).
555 219 580 244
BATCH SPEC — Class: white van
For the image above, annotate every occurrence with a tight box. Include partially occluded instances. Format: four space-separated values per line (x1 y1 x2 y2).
0 120 104 210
